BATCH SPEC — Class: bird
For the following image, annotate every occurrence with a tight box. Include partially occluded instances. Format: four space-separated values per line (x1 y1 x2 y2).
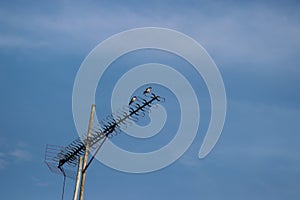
129 96 137 105
143 87 152 95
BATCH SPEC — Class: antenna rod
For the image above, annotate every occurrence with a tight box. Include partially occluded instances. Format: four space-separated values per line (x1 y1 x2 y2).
79 104 95 200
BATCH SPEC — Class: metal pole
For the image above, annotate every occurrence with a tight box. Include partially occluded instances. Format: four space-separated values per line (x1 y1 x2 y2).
79 104 95 200
72 156 83 200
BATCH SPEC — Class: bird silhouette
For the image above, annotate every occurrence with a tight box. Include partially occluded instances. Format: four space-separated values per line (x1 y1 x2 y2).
143 87 152 95
129 96 137 105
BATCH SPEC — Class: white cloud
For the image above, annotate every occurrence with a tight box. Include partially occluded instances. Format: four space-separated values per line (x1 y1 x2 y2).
0 34 49 48
0 1 299 69
182 8 300 68
0 151 8 170
10 149 32 161
0 141 32 170
0 158 7 170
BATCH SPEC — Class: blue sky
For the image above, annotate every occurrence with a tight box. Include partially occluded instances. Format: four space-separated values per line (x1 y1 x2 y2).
1 0 300 199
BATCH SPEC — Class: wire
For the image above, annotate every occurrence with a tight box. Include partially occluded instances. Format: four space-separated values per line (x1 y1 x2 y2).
82 136 107 173
59 167 66 200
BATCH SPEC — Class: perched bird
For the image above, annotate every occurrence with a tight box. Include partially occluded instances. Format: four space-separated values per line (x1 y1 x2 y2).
129 96 137 105
143 87 152 95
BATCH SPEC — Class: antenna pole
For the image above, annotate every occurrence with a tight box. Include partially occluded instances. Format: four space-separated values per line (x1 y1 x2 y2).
79 104 95 200
44 88 165 199
72 156 83 200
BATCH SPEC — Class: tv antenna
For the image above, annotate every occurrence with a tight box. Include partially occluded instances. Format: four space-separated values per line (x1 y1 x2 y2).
45 87 165 200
